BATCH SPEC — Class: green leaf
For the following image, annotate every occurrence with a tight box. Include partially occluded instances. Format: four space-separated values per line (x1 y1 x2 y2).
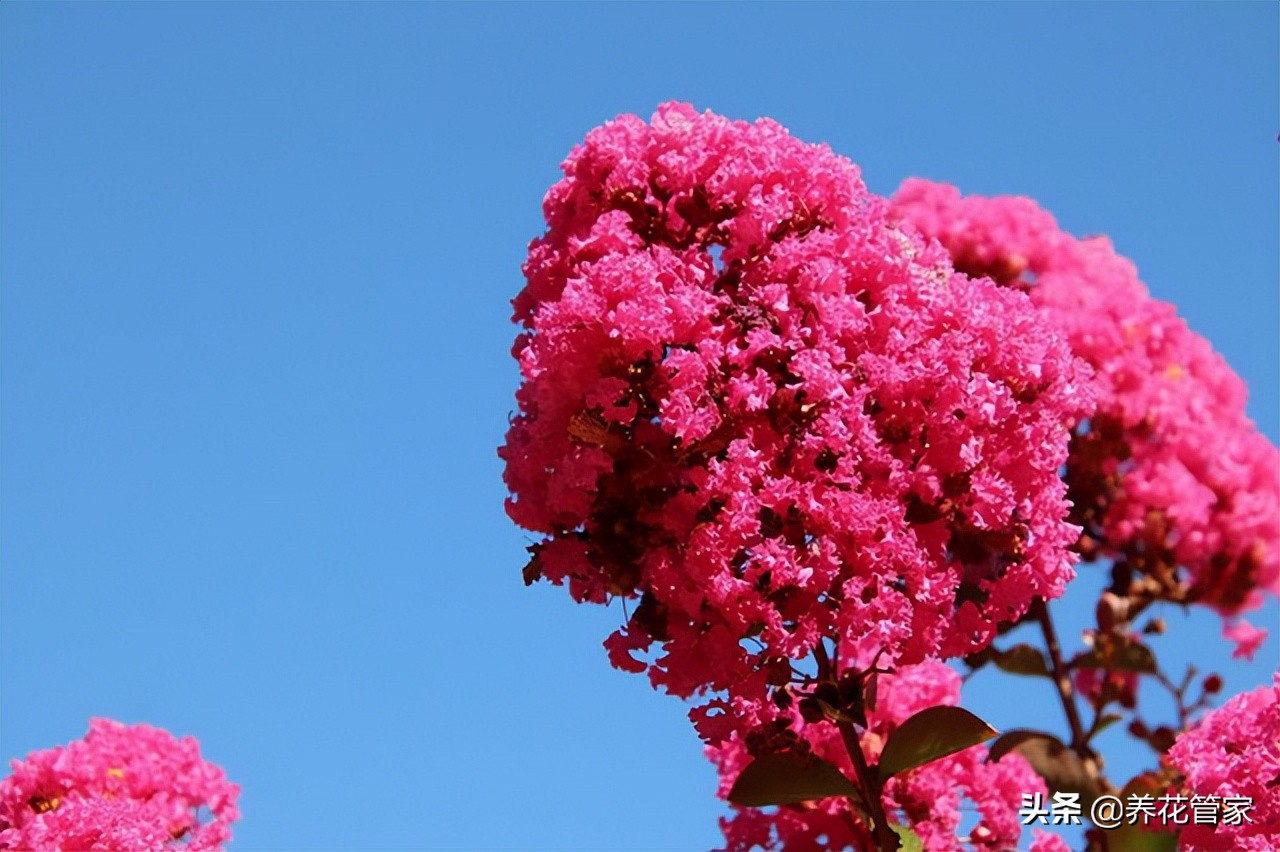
987 729 1052 763
988 730 1103 805
889 823 925 852
1088 712 1125 741
1106 775 1178 852
963 647 994 671
877 706 997 781
991 643 1050 677
1072 636 1157 674
728 752 861 807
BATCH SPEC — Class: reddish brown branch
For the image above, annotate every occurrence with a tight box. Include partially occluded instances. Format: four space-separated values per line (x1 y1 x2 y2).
837 719 898 852
1031 597 1089 752
814 640 897 851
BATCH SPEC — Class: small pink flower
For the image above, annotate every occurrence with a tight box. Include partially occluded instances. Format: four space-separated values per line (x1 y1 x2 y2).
1029 829 1071 852
1166 679 1280 851
0 719 240 851
891 180 1279 617
504 103 1091 752
1223 619 1267 661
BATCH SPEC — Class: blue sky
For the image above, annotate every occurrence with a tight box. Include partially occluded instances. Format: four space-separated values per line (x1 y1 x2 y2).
1 4 1275 850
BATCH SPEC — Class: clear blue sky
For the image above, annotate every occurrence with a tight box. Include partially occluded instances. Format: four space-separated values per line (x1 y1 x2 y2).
1 4 1276 850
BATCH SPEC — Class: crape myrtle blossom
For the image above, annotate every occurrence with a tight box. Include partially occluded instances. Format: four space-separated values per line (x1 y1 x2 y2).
0 718 240 851
1166 678 1280 851
890 180 1280 620
1222 618 1267 661
504 103 1280 850
1028 830 1071 852
501 104 1093 740
710 662 1046 852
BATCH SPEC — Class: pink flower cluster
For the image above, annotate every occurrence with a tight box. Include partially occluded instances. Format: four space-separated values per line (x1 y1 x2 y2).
502 104 1091 727
0 718 240 851
710 662 1047 851
1166 679 1280 851
890 180 1280 616
503 103 1279 851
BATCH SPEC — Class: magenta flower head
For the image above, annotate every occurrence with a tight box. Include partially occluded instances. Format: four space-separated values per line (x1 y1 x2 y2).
890 180 1280 616
0 718 240 851
501 103 1092 731
1166 679 1280 851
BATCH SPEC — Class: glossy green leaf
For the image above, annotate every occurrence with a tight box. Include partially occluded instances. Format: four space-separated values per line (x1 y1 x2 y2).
877 706 997 781
991 643 1050 677
728 752 861 807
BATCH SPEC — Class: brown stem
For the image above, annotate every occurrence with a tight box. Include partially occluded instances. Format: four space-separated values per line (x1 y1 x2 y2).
813 641 897 850
838 719 898 852
1031 597 1089 752
813 638 832 676
1154 666 1198 731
